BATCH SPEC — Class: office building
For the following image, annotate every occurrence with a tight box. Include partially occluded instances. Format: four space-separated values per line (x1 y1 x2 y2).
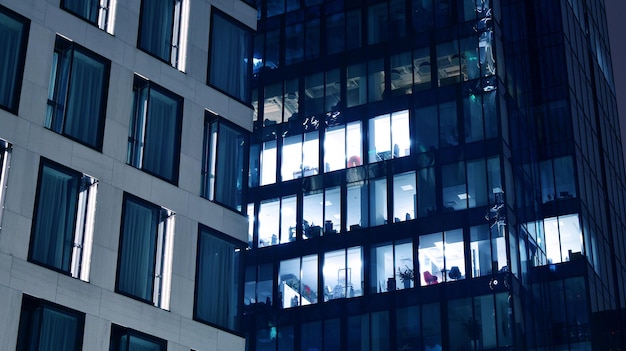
243 0 626 350
0 0 255 350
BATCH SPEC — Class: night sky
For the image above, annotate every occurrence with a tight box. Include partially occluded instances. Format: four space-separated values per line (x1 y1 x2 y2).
605 0 626 164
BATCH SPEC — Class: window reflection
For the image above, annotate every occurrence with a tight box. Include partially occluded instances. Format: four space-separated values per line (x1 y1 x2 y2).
419 229 465 285
544 214 583 264
323 247 362 300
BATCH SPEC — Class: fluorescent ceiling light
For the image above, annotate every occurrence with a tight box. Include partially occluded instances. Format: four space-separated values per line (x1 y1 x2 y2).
401 185 414 191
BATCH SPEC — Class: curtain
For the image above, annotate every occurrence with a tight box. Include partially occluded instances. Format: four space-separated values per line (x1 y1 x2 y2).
143 89 179 182
138 0 174 62
62 0 99 23
128 335 162 351
118 198 157 301
37 308 80 351
0 12 25 110
209 13 251 102
31 165 78 272
196 230 238 329
215 124 244 209
64 50 105 147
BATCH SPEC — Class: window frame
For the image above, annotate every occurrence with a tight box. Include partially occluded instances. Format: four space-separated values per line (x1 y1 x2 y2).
201 111 249 212
0 5 30 114
0 140 10 232
194 224 244 333
207 7 253 104
45 35 111 151
28 158 97 281
137 0 188 70
17 295 86 351
127 75 183 184
115 193 174 309
60 0 116 34
109 324 167 351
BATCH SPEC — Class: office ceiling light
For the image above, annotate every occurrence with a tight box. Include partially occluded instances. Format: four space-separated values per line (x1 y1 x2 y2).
457 193 470 200
401 185 414 191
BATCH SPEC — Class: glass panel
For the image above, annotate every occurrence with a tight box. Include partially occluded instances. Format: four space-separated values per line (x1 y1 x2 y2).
347 315 369 351
118 197 157 301
371 311 390 351
390 52 413 95
62 0 100 24
371 243 394 293
347 63 367 108
305 72 324 117
389 0 407 38
540 159 555 203
326 12 344 55
213 122 246 210
346 9 362 49
324 187 341 234
324 125 346 172
439 101 458 147
258 199 279 247
470 224 491 277
209 11 252 103
475 295 496 349
417 167 436 216
281 135 302 181
415 105 438 158
280 196 297 243
285 78 299 122
196 228 240 330
301 255 318 305
414 47 432 91
554 156 576 199
368 59 384 102
492 221 507 272
305 17 320 60
393 171 416 222
447 298 472 351
370 177 387 226
395 240 414 289
325 69 341 113
367 2 388 45
30 164 79 272
263 82 283 124
444 229 465 281
303 191 323 239
142 87 181 183
261 140 277 185
324 249 346 300
138 0 174 62
279 258 300 308
559 214 583 261
419 232 443 286
461 35 480 80
285 23 304 65
324 319 341 350
464 94 484 143
544 216 561 263
277 325 294 351
391 110 410 158
442 162 467 211
422 302 442 350
244 266 255 306
347 121 363 167
369 114 391 163
258 263 273 307
467 158 487 208
396 306 420 350
348 247 363 297
301 321 322 351
411 0 433 32
302 131 320 176
347 181 367 230
256 328 276 351
487 156 502 204
436 40 459 86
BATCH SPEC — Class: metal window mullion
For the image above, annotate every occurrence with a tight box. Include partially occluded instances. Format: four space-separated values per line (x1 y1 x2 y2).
59 47 76 135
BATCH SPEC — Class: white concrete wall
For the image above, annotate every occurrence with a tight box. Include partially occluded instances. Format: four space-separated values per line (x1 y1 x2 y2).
0 0 255 349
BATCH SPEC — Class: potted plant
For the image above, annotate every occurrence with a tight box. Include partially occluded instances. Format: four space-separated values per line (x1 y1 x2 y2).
397 265 415 288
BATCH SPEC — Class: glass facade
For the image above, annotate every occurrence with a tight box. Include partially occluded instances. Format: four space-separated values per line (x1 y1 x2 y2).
244 0 626 350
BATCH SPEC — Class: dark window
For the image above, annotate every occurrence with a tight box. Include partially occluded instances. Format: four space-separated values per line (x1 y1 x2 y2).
116 193 174 308
0 5 29 113
29 159 97 280
127 76 183 184
194 225 242 331
137 0 186 68
110 324 167 351
17 295 85 351
201 111 247 212
46 36 110 150
208 8 253 103
61 0 114 32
